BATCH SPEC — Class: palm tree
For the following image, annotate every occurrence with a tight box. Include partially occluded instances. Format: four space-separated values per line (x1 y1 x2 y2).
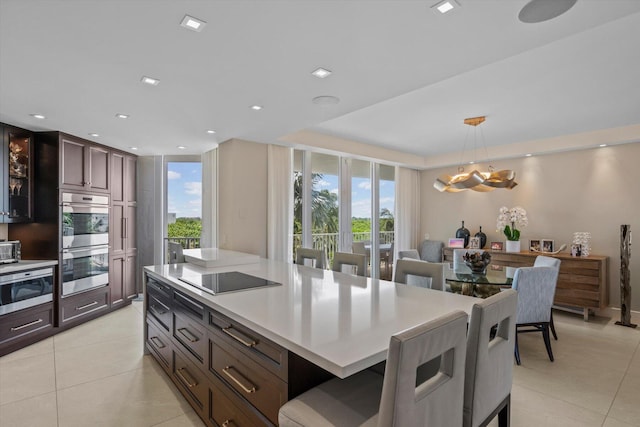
380 208 394 231
293 171 338 234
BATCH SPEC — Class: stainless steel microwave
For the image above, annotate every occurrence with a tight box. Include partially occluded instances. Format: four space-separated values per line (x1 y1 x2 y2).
0 240 21 264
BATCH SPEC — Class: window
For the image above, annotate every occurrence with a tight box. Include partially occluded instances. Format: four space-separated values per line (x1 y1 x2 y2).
166 159 202 260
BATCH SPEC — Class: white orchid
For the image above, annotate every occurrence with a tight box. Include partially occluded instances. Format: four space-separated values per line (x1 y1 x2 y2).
496 206 528 241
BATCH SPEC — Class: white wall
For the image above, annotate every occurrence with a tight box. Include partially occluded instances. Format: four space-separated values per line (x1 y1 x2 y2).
420 142 640 311
218 139 268 258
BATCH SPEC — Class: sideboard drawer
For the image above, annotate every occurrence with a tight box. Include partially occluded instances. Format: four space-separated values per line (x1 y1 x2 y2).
146 318 172 374
173 312 206 364
209 310 288 381
210 341 287 425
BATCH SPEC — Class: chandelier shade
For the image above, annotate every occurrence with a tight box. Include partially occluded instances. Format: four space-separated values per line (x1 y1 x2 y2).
433 116 518 193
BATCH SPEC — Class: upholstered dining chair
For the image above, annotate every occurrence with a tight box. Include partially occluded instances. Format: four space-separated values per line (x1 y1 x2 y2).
296 247 326 269
533 255 561 340
167 241 185 263
278 310 469 427
394 259 445 291
418 239 445 262
332 252 367 277
511 266 558 365
464 289 518 427
352 241 369 274
398 249 420 260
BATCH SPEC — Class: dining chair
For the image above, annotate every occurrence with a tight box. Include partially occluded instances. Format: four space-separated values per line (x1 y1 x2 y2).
296 247 326 269
380 242 394 278
332 251 366 277
394 258 445 291
511 266 558 365
418 239 445 262
533 255 561 340
464 289 518 427
167 241 184 263
453 249 483 273
352 241 369 273
278 310 469 427
398 249 420 260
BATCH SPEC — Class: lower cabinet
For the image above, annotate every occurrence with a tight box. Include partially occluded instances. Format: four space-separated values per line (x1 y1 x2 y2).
109 252 138 308
60 286 110 325
0 302 54 356
144 272 333 427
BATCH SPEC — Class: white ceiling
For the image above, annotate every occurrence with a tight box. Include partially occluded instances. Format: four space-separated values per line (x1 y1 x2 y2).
1 0 639 168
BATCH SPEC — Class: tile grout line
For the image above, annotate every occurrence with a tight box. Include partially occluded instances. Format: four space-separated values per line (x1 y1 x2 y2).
600 336 640 427
53 336 60 427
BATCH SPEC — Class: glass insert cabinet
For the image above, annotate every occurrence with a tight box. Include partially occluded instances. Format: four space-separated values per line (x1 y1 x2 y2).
1 124 32 223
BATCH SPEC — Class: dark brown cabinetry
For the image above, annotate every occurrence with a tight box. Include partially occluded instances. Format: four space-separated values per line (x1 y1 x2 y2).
144 272 333 427
109 151 137 307
60 136 110 193
1 123 33 223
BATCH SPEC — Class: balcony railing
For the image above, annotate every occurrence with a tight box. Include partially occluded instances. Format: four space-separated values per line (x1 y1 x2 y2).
293 231 394 265
166 237 201 249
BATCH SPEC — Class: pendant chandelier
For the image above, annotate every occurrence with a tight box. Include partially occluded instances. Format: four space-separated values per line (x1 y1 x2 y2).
433 116 517 192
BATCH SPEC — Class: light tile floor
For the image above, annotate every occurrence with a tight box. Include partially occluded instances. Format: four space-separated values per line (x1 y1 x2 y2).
1 302 639 426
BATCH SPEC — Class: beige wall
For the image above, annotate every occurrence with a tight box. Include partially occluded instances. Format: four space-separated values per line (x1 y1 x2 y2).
218 139 268 258
420 142 640 312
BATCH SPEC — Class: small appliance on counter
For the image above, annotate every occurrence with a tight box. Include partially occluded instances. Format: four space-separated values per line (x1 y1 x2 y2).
0 240 21 264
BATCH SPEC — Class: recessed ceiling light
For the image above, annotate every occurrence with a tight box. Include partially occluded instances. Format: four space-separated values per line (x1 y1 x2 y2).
312 95 340 105
30 114 46 119
130 147 138 151
525 153 532 157
180 15 206 32
431 0 459 14
89 133 100 137
250 105 263 111
141 76 160 86
116 113 129 119
311 67 332 79
599 144 607 147
177 145 186 150
206 130 216 134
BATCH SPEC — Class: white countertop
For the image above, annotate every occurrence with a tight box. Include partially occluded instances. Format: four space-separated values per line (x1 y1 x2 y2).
0 259 58 274
144 260 478 378
182 248 260 268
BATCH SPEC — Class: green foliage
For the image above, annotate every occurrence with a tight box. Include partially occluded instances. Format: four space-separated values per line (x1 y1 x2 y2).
168 217 202 238
503 225 520 241
351 218 371 232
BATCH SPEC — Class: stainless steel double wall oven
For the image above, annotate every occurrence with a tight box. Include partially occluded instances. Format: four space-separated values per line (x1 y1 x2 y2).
60 192 109 296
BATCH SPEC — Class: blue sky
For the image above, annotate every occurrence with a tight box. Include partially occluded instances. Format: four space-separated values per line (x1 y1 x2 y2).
167 162 202 218
315 174 395 218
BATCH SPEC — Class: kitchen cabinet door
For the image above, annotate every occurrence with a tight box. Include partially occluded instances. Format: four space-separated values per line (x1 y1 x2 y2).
60 136 109 193
1 123 33 223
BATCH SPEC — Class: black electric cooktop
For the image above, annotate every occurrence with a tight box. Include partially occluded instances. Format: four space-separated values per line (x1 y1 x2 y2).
178 271 281 295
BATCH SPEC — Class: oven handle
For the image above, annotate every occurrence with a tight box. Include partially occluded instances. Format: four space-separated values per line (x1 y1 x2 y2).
62 245 109 258
62 204 110 214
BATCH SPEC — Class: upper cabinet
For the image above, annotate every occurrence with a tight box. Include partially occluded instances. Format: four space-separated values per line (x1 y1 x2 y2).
1 123 33 223
60 135 110 193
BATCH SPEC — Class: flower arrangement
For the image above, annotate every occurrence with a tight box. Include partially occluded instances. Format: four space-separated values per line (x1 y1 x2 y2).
496 206 528 241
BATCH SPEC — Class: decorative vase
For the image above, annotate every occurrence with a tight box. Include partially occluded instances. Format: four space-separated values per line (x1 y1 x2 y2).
505 240 521 253
475 226 487 249
456 221 470 248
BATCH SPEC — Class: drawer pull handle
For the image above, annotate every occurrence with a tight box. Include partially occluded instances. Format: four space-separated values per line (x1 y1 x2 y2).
222 327 257 347
76 301 98 311
150 336 166 349
176 368 198 388
11 318 43 331
150 304 166 315
177 327 199 343
222 366 257 394
222 420 236 427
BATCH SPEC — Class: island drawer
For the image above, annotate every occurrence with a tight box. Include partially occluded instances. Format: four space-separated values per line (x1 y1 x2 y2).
174 290 206 324
173 312 207 364
146 276 172 303
60 286 109 324
147 292 171 331
210 374 273 427
173 348 208 415
146 318 173 374
209 310 288 381
0 303 54 345
210 340 287 425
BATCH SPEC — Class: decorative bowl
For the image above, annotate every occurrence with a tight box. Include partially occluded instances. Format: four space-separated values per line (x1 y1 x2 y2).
462 251 492 274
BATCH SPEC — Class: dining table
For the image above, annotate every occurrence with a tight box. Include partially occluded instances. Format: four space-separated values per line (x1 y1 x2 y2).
445 264 515 298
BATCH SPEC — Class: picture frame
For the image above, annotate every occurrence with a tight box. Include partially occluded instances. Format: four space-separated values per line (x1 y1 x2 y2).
490 241 504 251
448 238 465 248
542 239 554 253
530 239 541 252
490 264 504 271
468 237 480 249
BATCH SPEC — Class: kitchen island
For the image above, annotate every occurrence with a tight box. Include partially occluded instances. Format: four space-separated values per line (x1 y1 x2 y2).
143 259 478 426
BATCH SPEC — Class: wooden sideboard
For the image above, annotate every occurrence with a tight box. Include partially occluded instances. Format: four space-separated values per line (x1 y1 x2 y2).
443 248 609 320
